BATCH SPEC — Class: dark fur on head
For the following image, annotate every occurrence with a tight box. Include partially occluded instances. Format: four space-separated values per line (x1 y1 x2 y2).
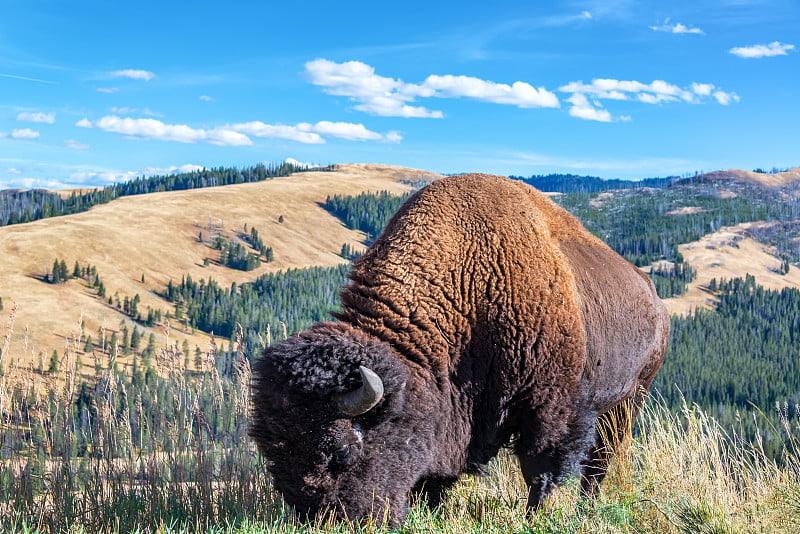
250 322 419 520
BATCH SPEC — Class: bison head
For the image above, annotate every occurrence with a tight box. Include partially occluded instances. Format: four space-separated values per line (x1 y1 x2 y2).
250 322 430 524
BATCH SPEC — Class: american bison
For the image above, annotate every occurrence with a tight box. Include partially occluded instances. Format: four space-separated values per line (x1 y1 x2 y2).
250 173 669 524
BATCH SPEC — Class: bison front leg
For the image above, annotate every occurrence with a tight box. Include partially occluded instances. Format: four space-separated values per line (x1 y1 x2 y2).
516 411 597 514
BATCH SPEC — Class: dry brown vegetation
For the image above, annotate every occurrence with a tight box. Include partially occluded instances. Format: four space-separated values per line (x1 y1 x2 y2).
664 206 705 216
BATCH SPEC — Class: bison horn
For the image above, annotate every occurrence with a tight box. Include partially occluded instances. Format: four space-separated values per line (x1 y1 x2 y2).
337 365 384 417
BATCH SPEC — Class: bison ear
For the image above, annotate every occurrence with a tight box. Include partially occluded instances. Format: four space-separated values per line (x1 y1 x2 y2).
336 366 384 417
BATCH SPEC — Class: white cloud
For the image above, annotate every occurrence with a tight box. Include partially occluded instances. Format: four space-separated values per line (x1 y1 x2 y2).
561 79 695 104
284 158 324 169
63 139 91 150
305 59 442 118
422 75 560 108
97 87 119 93
65 164 204 188
729 41 795 58
229 122 323 144
141 164 205 176
7 167 23 175
566 94 612 122
229 120 400 144
310 121 383 141
649 19 704 34
582 11 592 19
559 77 737 120
713 90 740 105
17 111 56 124
284 158 310 168
199 95 214 102
76 116 252 146
691 82 715 96
11 128 40 139
304 58 558 118
66 171 132 186
110 69 156 81
76 115 397 146
383 131 403 143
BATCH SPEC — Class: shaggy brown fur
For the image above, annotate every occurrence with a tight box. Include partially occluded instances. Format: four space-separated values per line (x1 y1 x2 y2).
250 174 669 524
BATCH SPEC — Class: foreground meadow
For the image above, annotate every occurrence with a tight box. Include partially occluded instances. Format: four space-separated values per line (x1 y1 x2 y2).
0 310 798 534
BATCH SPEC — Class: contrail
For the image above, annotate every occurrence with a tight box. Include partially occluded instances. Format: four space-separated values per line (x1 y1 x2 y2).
0 72 57 84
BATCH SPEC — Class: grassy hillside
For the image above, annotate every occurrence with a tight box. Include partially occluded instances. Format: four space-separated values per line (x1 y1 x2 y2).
0 164 437 372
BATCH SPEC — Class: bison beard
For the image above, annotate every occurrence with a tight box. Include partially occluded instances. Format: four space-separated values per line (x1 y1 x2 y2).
250 174 669 525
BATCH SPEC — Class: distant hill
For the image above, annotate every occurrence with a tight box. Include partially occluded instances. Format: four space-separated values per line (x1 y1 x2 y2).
0 161 330 227
680 167 800 187
512 173 675 193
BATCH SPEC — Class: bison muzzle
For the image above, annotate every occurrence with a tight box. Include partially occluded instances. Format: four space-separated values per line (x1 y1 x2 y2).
251 174 669 524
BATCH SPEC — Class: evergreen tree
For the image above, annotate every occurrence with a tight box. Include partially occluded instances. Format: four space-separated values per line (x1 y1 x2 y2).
122 325 130 354
183 339 190 368
131 294 140 319
73 260 81 278
145 333 157 359
51 259 61 284
84 336 93 353
131 326 141 351
48 349 59 373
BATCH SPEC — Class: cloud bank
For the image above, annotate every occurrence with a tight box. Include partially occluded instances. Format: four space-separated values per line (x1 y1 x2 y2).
229 120 401 143
17 111 56 124
558 78 739 121
76 116 400 146
304 59 559 118
729 41 795 58
110 69 156 81
77 116 252 146
649 20 704 34
11 128 40 139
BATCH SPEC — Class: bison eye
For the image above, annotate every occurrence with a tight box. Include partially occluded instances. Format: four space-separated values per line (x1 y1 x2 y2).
332 424 364 466
334 443 360 466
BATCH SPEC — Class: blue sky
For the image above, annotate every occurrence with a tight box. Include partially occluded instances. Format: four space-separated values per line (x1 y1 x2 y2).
1 0 798 188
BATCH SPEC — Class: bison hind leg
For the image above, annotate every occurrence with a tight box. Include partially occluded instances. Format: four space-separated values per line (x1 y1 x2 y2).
516 410 597 514
411 475 459 510
580 397 640 498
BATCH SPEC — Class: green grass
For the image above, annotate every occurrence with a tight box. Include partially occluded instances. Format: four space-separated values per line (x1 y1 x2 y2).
1 310 798 534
